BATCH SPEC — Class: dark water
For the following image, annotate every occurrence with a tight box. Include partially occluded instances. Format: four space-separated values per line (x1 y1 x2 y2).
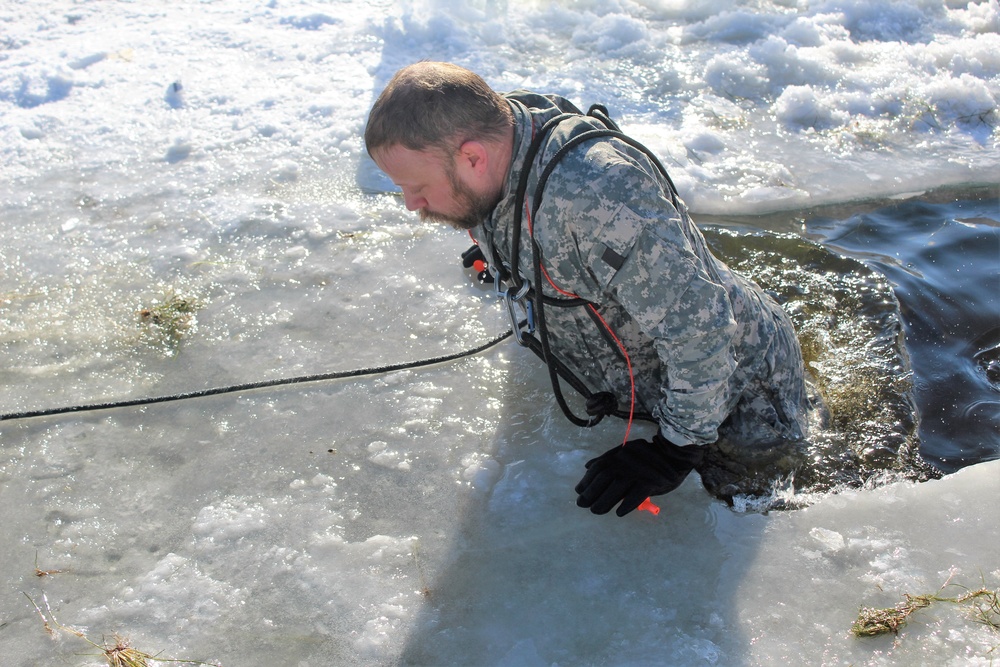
805 193 1000 472
703 224 927 499
701 190 998 487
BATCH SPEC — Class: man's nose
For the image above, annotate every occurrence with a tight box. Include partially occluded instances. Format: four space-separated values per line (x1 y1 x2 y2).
401 190 427 211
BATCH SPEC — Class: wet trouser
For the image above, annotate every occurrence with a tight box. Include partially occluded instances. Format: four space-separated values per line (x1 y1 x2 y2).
721 300 810 446
699 301 813 499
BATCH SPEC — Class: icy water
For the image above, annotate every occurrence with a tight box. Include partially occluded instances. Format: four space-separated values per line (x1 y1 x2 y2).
3 187 996 485
1 0 999 664
805 193 1000 472
707 188 1000 474
1 184 998 666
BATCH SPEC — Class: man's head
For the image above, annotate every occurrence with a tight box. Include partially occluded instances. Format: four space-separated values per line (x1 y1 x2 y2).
365 62 514 230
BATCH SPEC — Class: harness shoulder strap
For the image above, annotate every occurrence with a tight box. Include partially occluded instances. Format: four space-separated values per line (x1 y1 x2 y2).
508 103 669 428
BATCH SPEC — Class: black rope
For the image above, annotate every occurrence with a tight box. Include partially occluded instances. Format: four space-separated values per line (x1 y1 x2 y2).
0 329 514 422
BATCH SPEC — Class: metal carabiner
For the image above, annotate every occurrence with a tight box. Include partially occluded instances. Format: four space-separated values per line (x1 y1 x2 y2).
501 280 534 346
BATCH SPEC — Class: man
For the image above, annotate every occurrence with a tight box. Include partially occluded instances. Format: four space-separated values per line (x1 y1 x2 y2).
365 61 810 516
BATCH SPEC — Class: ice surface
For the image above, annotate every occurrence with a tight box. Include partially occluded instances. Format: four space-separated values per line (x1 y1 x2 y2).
1 1 998 665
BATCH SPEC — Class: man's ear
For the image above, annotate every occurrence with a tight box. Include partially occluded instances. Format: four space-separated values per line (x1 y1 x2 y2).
456 140 489 176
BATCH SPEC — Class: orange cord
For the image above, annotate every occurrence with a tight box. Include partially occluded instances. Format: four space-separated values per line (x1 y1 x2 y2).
524 203 657 514
523 202 637 446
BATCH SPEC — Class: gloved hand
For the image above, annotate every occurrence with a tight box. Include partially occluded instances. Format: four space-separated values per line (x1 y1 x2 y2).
461 244 485 268
574 433 705 516
461 244 489 282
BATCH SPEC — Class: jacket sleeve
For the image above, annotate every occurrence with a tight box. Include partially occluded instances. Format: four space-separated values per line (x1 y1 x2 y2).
609 213 739 445
539 142 740 445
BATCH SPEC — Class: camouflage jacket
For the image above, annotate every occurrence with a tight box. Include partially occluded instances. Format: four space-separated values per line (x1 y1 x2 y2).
472 91 789 446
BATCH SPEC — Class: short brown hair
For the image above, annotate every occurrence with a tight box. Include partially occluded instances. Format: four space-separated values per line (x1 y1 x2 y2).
364 62 513 158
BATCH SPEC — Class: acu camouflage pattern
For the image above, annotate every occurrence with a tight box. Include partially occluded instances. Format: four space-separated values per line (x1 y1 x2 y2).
473 91 809 448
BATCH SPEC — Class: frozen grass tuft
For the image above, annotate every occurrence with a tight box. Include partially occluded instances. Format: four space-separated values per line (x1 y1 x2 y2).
25 592 220 667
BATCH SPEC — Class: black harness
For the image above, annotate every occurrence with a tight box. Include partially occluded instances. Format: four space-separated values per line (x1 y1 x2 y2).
480 103 681 429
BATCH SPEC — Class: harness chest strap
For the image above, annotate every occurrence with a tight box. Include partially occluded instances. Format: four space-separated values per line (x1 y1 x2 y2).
494 103 679 430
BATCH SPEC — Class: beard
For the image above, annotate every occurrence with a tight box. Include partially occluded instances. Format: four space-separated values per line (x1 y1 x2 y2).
418 163 501 231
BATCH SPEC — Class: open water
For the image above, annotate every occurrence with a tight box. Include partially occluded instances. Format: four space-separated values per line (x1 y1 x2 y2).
704 188 1000 477
805 192 1000 472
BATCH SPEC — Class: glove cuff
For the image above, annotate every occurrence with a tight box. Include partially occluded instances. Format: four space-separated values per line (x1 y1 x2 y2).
653 432 706 468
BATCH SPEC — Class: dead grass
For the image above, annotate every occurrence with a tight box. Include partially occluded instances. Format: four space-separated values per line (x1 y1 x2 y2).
138 290 201 338
853 574 1000 639
25 592 220 667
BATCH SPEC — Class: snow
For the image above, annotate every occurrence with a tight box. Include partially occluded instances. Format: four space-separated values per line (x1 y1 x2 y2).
1 1 998 665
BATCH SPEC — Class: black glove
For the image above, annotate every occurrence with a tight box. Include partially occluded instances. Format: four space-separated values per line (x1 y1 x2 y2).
574 433 705 517
461 244 485 268
461 244 490 282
